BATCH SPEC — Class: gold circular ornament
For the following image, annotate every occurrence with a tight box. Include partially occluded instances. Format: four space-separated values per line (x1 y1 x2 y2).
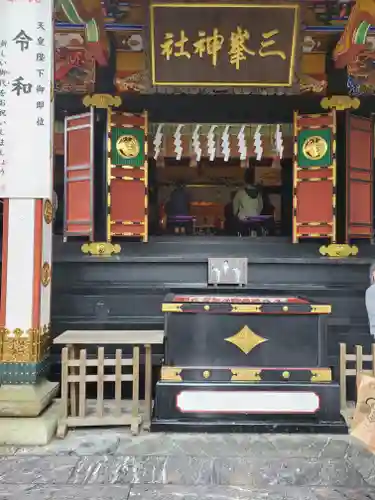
41 262 51 287
116 134 140 159
203 370 211 379
302 136 328 161
43 199 53 224
282 306 289 312
282 371 290 379
204 305 210 311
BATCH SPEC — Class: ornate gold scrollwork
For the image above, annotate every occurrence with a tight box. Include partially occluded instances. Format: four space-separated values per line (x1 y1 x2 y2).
83 94 122 109
320 95 360 111
0 324 51 363
41 262 51 287
81 242 121 256
43 199 53 224
319 244 358 258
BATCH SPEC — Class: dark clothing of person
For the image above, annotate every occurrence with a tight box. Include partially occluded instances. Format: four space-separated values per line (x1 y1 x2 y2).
224 201 236 234
166 187 190 216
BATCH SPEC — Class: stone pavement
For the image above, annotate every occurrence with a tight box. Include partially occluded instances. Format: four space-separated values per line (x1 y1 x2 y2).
1 431 375 499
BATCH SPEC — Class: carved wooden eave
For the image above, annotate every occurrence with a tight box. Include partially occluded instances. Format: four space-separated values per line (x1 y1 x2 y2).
56 0 109 66
333 0 375 70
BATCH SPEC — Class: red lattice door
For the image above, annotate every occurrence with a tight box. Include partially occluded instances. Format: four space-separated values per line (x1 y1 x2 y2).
346 114 373 241
63 110 94 241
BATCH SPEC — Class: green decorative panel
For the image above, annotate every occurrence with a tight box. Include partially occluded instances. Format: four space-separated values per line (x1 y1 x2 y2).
0 359 49 385
297 128 332 168
111 127 145 167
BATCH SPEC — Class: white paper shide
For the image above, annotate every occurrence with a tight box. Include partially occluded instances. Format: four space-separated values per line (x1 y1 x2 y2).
0 0 53 198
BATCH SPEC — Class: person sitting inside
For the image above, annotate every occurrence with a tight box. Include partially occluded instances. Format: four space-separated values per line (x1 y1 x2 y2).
232 168 263 235
224 190 237 235
165 181 192 234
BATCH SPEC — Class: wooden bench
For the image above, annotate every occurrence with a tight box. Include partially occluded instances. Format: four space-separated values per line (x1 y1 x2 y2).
53 330 164 437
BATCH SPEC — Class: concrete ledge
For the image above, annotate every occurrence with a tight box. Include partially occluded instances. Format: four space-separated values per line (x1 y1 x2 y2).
0 380 59 417
0 400 60 445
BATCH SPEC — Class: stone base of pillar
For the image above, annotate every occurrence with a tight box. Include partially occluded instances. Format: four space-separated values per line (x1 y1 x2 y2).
0 379 58 417
0 400 60 446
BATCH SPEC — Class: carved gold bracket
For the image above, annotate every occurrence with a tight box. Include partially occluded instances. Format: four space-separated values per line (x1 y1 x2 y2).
319 244 358 258
310 368 332 383
81 242 121 256
320 96 360 111
231 368 262 381
83 94 122 109
161 367 182 381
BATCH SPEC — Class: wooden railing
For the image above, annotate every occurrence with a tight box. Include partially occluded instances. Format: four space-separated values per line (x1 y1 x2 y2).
339 342 375 411
54 330 164 438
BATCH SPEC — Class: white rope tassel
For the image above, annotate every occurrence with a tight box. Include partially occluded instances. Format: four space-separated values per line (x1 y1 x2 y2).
254 125 263 161
173 124 183 160
275 124 284 159
192 125 202 162
237 125 247 160
153 123 164 160
207 125 217 162
221 125 230 162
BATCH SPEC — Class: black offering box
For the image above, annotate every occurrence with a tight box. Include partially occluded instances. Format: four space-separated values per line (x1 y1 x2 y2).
152 294 346 433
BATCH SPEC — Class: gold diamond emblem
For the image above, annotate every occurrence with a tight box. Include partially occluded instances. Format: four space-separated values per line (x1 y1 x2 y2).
225 325 267 355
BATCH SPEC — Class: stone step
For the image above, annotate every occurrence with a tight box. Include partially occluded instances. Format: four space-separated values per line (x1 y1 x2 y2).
1 432 372 490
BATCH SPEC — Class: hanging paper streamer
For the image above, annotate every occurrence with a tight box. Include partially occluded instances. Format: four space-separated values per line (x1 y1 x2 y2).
221 125 230 162
237 125 247 160
192 124 202 162
153 123 164 160
275 124 284 159
207 125 217 162
173 124 183 160
254 125 263 161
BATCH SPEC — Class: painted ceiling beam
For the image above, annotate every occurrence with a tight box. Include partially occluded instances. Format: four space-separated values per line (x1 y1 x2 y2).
55 22 359 34
56 0 109 65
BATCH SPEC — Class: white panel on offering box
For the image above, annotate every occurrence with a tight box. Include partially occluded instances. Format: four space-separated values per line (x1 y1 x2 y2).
0 0 53 198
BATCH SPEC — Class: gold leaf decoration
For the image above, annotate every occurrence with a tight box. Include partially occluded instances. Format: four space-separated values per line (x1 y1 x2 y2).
81 242 121 256
225 325 267 355
43 199 53 224
41 262 51 287
319 244 358 258
83 94 122 109
320 96 360 111
0 324 51 363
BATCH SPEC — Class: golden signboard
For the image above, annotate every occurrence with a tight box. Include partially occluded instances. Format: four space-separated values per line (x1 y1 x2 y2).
150 3 300 87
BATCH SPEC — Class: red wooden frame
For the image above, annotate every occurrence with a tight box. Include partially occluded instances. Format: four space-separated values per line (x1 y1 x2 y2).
293 111 336 243
107 111 148 242
63 110 94 241
346 114 373 241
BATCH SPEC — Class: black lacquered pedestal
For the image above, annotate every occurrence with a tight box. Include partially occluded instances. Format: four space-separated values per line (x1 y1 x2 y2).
152 294 347 433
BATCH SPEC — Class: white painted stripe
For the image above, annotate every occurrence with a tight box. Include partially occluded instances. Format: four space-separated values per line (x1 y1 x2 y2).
6 199 35 330
176 391 320 414
40 201 53 327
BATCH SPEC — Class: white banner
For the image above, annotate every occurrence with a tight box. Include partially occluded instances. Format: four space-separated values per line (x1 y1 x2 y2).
0 0 53 198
